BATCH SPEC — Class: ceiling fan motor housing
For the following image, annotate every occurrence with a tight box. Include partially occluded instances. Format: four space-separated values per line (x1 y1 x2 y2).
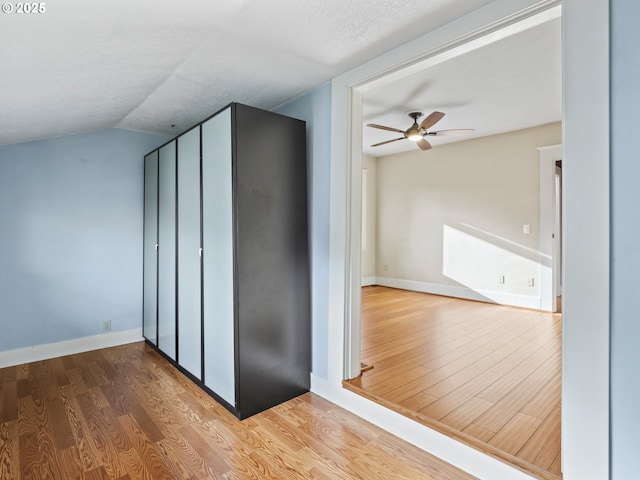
406 112 425 140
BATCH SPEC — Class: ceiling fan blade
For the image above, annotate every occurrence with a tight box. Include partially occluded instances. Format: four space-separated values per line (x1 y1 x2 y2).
428 129 475 137
371 137 405 147
419 111 445 130
367 123 405 134
416 138 432 151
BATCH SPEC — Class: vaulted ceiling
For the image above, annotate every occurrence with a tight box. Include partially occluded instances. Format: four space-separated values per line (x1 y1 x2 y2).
0 0 497 145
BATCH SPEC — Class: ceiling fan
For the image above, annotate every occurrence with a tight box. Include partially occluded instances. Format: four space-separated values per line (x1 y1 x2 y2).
367 111 474 151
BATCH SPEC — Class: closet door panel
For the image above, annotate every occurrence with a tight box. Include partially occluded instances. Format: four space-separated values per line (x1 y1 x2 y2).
143 151 158 345
202 108 235 406
177 127 202 379
158 141 177 360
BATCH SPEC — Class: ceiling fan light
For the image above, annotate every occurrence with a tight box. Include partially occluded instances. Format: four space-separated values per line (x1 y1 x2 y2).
407 133 423 141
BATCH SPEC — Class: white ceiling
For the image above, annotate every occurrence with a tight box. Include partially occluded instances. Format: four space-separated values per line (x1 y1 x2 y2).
362 13 562 157
0 0 500 146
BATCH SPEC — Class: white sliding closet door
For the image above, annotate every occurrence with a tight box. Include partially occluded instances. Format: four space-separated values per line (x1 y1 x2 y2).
158 141 177 360
201 107 235 406
177 127 202 379
143 151 158 345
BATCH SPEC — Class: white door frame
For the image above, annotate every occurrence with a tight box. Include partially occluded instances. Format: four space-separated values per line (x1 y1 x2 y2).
322 0 609 478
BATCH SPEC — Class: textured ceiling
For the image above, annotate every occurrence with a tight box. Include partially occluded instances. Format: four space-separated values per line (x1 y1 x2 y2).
0 0 496 145
362 12 562 157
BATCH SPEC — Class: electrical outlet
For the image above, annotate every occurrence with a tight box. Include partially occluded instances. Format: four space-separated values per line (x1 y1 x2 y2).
102 320 111 332
383 264 389 271
527 277 535 287
498 275 505 284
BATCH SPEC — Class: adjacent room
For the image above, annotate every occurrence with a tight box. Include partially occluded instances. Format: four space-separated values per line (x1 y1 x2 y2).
345 8 564 479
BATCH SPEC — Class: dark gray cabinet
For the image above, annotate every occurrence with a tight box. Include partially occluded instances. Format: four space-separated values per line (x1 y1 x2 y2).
143 103 310 419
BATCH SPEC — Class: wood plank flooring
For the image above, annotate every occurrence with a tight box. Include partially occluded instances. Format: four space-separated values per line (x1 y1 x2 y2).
0 341 477 480
345 286 562 480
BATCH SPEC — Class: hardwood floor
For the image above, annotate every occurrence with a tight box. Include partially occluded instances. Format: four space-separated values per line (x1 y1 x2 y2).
345 286 562 480
0 341 477 480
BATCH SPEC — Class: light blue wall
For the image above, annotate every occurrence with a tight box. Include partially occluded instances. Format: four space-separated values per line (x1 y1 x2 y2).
0 129 168 352
272 82 332 378
610 1 640 478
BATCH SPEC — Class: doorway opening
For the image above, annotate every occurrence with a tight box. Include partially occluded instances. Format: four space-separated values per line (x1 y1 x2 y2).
342 4 563 479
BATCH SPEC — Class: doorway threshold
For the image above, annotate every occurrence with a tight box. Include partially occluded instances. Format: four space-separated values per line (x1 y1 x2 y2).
342 380 560 480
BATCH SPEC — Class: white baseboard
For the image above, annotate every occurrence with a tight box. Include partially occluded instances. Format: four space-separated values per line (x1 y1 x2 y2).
374 276 542 310
361 276 377 286
0 328 144 368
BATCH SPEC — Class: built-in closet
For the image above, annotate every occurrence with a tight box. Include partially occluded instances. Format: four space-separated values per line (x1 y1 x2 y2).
143 103 310 419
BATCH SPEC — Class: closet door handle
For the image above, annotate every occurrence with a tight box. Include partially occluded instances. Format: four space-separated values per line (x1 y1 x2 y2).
155 244 159 251
199 248 203 257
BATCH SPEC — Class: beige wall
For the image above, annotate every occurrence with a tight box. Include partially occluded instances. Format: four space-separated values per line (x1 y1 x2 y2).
375 122 562 308
361 154 377 283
